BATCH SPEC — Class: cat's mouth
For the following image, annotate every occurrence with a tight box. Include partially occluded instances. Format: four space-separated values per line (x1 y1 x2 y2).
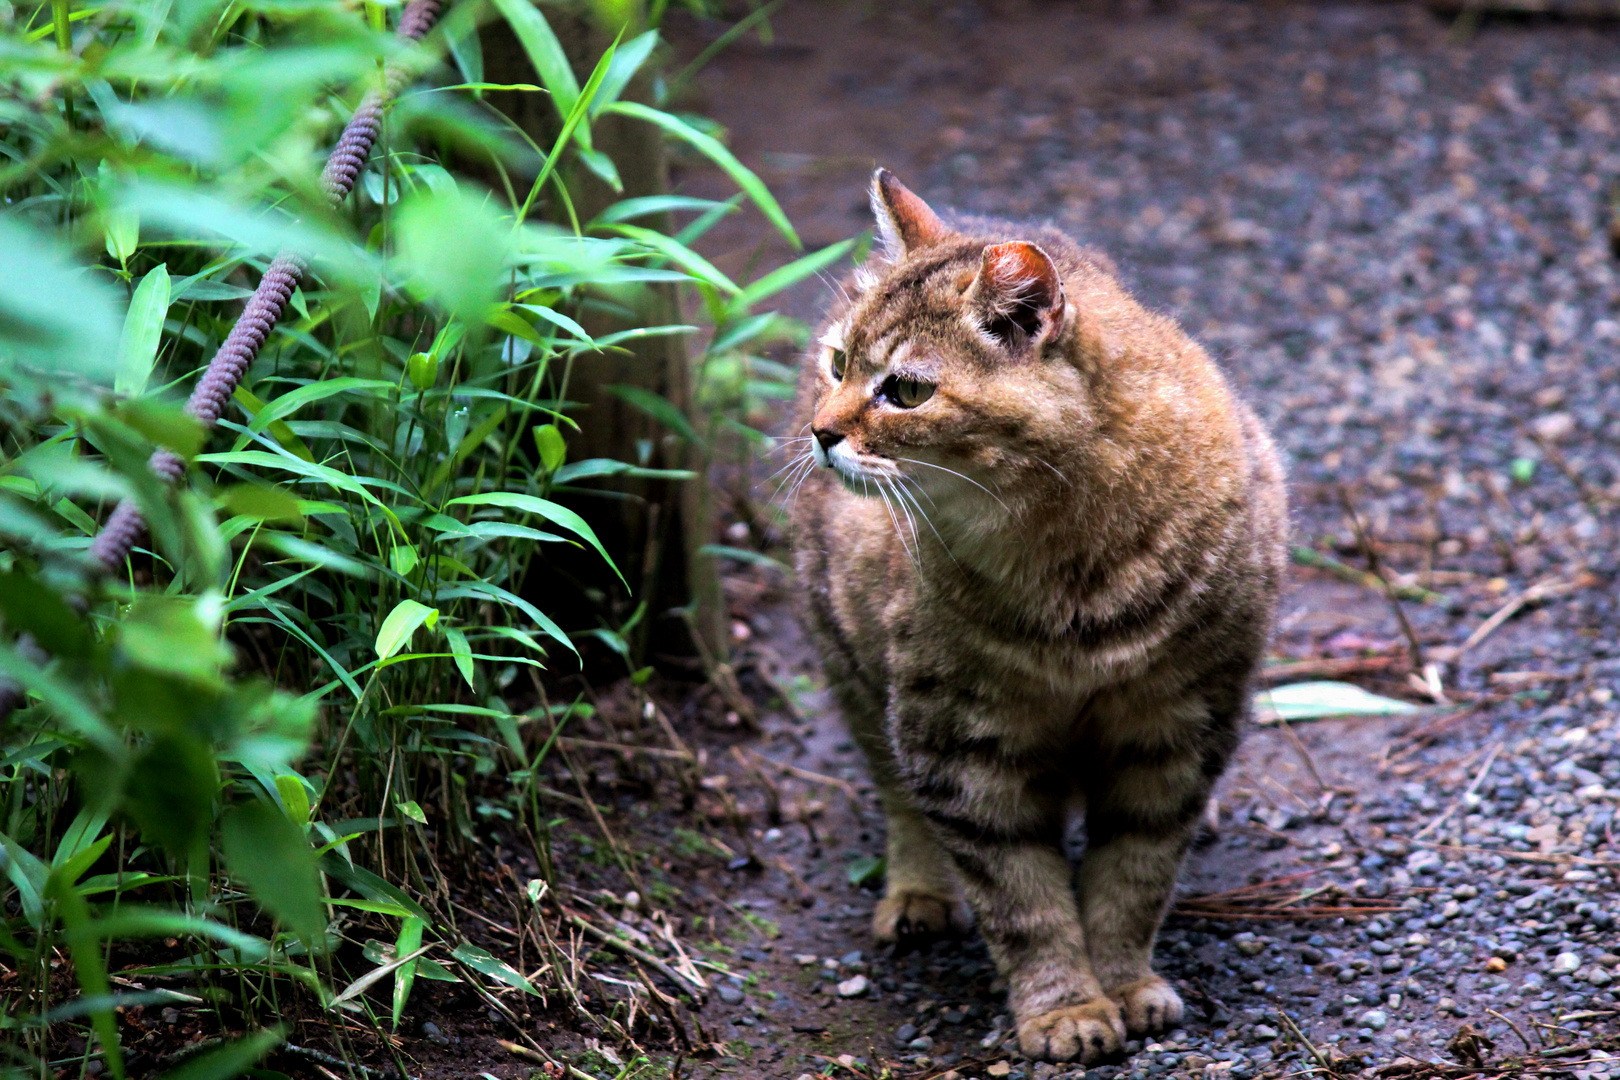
816 440 901 494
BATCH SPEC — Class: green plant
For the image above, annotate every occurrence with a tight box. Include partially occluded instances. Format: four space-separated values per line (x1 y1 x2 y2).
0 0 849 1075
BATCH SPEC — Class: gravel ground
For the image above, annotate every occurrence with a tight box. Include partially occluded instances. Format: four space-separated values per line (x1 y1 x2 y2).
660 3 1620 1077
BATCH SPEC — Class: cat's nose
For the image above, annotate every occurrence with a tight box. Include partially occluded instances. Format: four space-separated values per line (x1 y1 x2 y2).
813 428 844 452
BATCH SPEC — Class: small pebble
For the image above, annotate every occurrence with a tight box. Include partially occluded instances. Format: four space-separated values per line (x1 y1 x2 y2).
837 974 870 998
718 986 745 1005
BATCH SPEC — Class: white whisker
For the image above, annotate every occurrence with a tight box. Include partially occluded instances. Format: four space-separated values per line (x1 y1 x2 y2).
894 457 1011 512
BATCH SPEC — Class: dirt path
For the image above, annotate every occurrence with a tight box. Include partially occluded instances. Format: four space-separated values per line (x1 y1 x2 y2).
640 3 1620 1078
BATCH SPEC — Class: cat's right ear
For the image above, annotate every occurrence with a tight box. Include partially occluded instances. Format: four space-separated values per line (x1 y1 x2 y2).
871 169 949 260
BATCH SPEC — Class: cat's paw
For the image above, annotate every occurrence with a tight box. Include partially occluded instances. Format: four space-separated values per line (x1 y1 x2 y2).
1016 999 1126 1063
1108 975 1184 1036
872 889 972 943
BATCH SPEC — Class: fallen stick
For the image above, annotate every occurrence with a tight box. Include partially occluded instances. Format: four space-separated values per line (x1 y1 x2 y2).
1457 577 1582 657
743 747 859 802
1290 546 1442 604
565 912 708 999
1260 655 1401 683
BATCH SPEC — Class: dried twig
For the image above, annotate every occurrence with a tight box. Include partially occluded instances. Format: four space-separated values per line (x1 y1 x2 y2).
743 747 859 802
1261 655 1402 683
1412 741 1501 840
1290 545 1443 604
1457 577 1583 657
1337 488 1442 704
565 911 708 1000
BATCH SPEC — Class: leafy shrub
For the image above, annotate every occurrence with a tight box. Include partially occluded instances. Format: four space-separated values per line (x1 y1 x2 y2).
0 0 847 1074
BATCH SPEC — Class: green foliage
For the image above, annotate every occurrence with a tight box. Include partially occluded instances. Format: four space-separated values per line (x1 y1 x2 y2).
0 0 848 1073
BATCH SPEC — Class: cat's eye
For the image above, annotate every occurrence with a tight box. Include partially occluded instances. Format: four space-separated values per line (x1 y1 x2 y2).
830 348 847 380
885 376 935 408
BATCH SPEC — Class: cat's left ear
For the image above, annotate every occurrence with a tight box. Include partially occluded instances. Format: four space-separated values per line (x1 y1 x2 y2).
969 241 1066 352
871 168 950 259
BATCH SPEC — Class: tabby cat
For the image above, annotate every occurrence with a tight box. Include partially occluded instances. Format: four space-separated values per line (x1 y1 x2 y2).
788 171 1288 1063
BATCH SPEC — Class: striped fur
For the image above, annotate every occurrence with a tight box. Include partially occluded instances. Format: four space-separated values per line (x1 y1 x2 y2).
788 173 1287 1064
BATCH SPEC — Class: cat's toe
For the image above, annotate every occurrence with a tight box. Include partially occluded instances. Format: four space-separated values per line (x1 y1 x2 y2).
1016 999 1125 1063
872 889 972 943
1108 975 1184 1036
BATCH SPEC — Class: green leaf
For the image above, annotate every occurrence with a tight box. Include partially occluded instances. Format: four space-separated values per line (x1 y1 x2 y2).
592 195 735 226
220 483 305 525
591 29 659 117
846 855 885 888
551 459 693 484
222 801 325 944
275 775 311 826
118 180 375 286
608 223 739 293
0 831 48 932
436 583 572 657
120 596 232 685
730 238 858 316
375 599 440 661
445 626 475 689
116 399 208 459
0 571 91 659
390 542 420 576
396 187 509 323
451 942 539 996
47 871 125 1079
604 102 799 249
533 424 567 473
125 736 218 858
243 378 397 436
319 854 432 924
445 493 622 584
392 917 425 1030
488 0 580 121
605 384 699 444
231 387 315 463
116 264 170 397
152 1029 284 1080
0 215 124 382
699 544 788 574
1253 681 1422 724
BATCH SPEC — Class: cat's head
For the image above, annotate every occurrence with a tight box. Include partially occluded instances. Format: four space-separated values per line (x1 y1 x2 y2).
808 169 1083 504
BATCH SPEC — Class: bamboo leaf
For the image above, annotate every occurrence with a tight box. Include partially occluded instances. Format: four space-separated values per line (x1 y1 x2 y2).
444 493 622 584
1253 681 1421 724
452 942 538 996
605 384 699 444
115 264 170 397
604 101 799 249
375 599 439 661
445 626 475 689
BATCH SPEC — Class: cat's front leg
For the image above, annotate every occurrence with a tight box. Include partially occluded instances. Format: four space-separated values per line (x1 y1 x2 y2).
890 687 1125 1063
1076 698 1238 1037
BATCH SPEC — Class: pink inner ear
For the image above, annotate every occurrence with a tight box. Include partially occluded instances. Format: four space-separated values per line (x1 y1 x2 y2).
982 243 1061 308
